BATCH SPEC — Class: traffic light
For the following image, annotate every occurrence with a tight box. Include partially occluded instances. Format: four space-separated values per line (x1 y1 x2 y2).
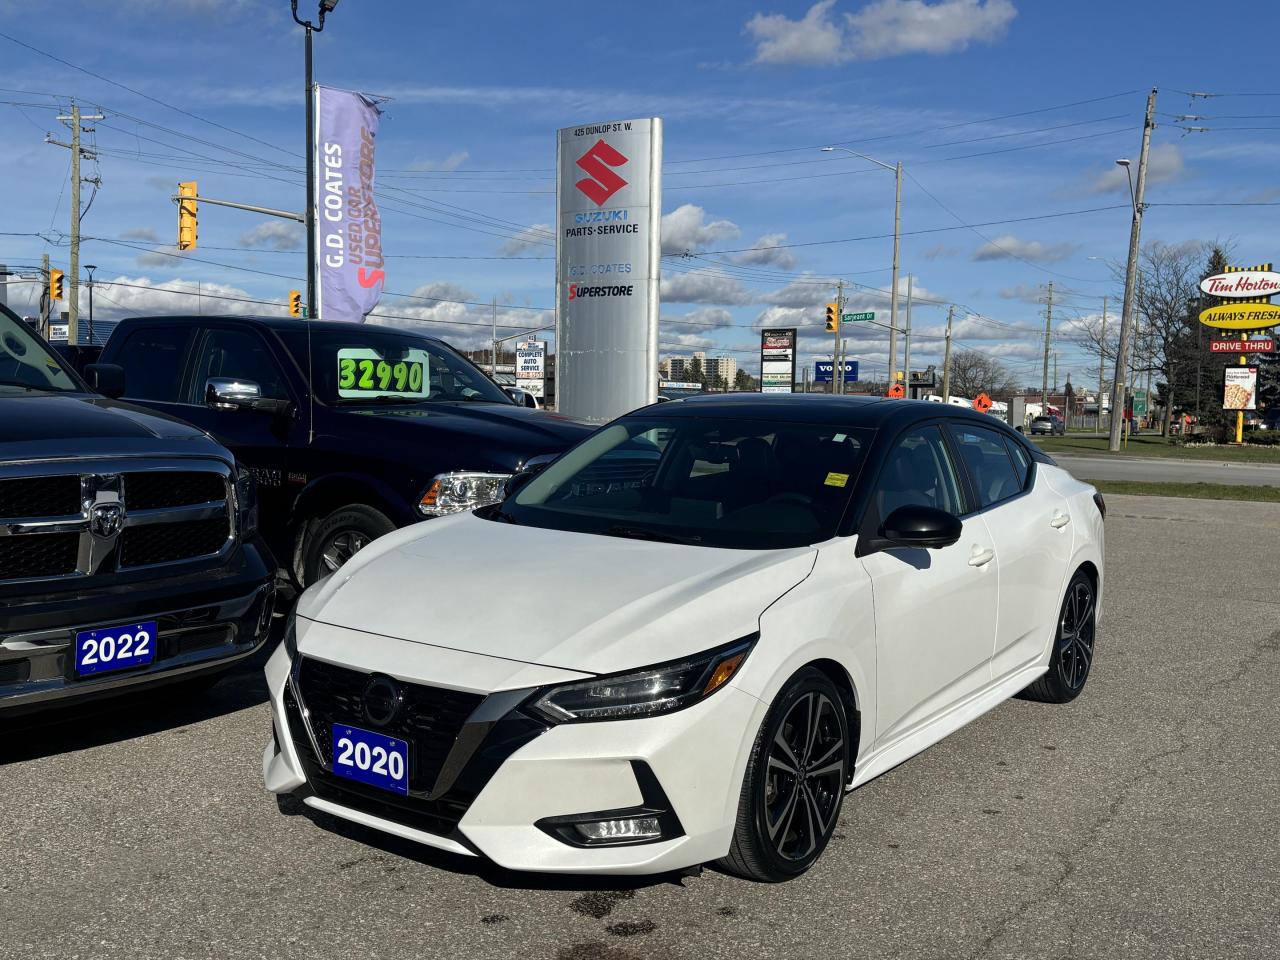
48 268 64 302
177 181 198 251
824 302 840 333
288 290 303 318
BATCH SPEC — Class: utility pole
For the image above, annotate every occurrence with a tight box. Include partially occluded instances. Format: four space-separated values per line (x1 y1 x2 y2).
941 305 954 402
902 274 913 397
491 296 498 374
48 101 103 345
40 253 50 339
1041 281 1054 408
834 279 844 394
1098 295 1107 431
888 161 902 386
1053 352 1058 394
1109 88 1157 452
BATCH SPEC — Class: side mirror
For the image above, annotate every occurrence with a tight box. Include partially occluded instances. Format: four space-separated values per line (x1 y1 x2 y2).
85 363 125 399
881 505 962 550
504 452 557 497
206 377 262 411
503 387 539 408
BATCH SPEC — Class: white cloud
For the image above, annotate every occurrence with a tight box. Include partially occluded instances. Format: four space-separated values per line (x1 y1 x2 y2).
662 307 735 334
371 282 554 352
499 224 554 256
732 233 797 269
409 151 471 172
135 247 185 268
1087 144 1185 195
120 227 161 243
239 220 304 251
90 276 279 318
660 204 740 256
973 234 1078 263
746 0 1017 66
661 269 753 305
660 332 720 353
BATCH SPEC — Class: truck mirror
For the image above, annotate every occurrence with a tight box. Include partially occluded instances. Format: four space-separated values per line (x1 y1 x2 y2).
206 377 262 412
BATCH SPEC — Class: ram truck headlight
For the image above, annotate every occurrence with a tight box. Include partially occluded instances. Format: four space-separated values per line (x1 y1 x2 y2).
527 637 756 723
233 463 259 537
418 471 512 517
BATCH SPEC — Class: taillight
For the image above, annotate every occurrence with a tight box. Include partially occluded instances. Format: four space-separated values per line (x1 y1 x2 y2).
1092 492 1106 520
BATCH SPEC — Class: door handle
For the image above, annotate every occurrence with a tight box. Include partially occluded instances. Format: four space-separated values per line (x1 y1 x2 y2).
968 546 995 567
1050 512 1071 529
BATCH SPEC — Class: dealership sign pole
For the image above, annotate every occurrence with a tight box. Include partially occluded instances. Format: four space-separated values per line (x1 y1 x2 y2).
315 86 386 323
555 118 662 422
1198 263 1279 443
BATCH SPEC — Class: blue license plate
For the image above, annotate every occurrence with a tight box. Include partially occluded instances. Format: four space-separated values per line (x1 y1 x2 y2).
331 723 409 795
74 620 158 676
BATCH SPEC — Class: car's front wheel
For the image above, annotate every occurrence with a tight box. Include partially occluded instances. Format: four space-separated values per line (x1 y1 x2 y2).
300 503 396 586
719 667 850 882
1022 569 1097 703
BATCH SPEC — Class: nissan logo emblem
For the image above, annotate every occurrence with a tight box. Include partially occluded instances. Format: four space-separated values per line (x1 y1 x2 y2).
362 675 402 727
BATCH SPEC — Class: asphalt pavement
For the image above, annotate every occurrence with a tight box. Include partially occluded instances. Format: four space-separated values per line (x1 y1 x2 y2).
1052 452 1280 486
3 495 1278 960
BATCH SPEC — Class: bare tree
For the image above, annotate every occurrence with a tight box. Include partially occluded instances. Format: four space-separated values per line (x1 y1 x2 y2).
949 349 1018 399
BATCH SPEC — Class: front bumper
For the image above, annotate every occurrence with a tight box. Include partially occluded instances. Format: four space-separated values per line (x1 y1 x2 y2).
262 626 766 875
0 542 276 715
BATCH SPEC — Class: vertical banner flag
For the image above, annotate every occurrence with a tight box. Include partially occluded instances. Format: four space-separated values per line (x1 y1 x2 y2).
556 118 662 422
315 86 385 323
760 328 797 394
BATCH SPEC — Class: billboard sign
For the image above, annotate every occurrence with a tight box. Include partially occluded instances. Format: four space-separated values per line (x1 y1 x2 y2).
1210 337 1275 353
315 86 385 324
814 360 858 383
1197 304 1280 331
1199 270 1280 299
515 339 547 399
760 328 796 394
555 118 663 423
1223 367 1258 411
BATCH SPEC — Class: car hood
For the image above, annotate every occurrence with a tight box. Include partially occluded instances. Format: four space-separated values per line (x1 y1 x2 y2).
338 401 591 455
298 511 818 675
0 393 224 461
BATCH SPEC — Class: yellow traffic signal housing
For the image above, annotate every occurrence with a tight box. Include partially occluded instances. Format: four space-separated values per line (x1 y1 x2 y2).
288 290 303 318
824 302 840 333
49 268 64 302
177 181 198 251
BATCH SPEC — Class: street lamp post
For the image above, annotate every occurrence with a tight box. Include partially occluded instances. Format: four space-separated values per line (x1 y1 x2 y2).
821 146 902 383
291 0 341 322
84 263 96 345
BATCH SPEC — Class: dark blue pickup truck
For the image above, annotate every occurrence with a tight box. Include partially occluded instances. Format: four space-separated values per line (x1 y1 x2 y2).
89 315 592 585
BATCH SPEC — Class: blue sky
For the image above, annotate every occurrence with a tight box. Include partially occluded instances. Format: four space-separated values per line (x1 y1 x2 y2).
2 0 1277 391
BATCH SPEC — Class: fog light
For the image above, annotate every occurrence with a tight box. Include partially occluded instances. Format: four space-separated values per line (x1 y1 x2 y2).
574 817 662 843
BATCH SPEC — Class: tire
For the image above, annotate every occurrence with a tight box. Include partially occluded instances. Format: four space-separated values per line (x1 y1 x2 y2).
719 667 850 882
300 503 396 587
1022 569 1097 704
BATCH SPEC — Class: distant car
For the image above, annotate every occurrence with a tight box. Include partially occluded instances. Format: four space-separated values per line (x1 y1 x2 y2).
1262 409 1280 431
1029 415 1065 436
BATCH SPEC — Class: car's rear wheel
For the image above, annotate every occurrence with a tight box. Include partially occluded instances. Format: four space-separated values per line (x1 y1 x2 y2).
1022 569 1097 703
719 668 849 882
300 504 396 586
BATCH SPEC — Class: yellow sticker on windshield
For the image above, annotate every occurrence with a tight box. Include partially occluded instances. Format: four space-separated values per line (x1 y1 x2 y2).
824 472 849 487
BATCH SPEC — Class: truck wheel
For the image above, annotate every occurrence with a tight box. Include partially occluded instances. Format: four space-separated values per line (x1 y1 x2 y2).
300 504 395 586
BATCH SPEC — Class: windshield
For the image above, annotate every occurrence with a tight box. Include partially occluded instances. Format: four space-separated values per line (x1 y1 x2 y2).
278 326 511 405
500 416 873 549
0 305 80 395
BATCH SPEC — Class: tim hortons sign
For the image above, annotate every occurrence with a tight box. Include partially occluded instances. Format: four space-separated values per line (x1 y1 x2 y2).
1199 270 1280 299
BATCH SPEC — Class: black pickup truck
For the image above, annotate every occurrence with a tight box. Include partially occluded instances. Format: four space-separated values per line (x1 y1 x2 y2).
89 315 592 585
0 303 276 715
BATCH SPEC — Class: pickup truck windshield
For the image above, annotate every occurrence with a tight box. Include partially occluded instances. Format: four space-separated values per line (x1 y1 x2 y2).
0 308 80 395
500 416 873 549
278 327 511 405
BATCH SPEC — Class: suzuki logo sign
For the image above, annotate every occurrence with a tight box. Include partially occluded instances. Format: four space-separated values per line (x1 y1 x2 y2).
574 139 628 205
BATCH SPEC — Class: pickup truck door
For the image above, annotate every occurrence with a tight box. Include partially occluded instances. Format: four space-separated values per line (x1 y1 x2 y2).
174 325 301 554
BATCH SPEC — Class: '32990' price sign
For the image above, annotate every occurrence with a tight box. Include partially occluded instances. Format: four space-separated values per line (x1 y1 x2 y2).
336 347 430 399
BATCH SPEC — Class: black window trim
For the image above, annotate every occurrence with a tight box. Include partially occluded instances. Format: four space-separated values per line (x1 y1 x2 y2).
178 323 297 408
943 420 1038 519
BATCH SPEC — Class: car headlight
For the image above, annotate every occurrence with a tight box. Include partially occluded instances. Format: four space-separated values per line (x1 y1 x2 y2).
418 471 512 517
233 463 259 537
527 636 756 724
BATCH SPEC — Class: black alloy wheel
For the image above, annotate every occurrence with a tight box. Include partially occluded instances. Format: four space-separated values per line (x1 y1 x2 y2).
721 668 850 882
300 503 396 587
1022 569 1097 704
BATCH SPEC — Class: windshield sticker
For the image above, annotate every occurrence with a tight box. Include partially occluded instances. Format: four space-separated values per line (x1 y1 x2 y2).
336 347 431 399
824 471 849 488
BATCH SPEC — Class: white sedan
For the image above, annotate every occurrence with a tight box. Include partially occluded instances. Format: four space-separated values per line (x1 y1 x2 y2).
262 394 1104 881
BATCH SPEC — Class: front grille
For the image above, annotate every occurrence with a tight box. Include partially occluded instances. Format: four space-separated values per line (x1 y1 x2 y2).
0 532 79 580
124 472 225 510
119 517 230 567
295 657 483 794
0 475 81 519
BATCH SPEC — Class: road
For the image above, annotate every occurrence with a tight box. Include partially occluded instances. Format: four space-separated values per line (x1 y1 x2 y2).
1053 452 1280 486
3 495 1278 960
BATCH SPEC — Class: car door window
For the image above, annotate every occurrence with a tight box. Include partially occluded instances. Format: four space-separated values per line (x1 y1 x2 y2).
187 328 288 402
115 327 193 402
873 425 966 519
948 424 1023 509
1004 438 1032 491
